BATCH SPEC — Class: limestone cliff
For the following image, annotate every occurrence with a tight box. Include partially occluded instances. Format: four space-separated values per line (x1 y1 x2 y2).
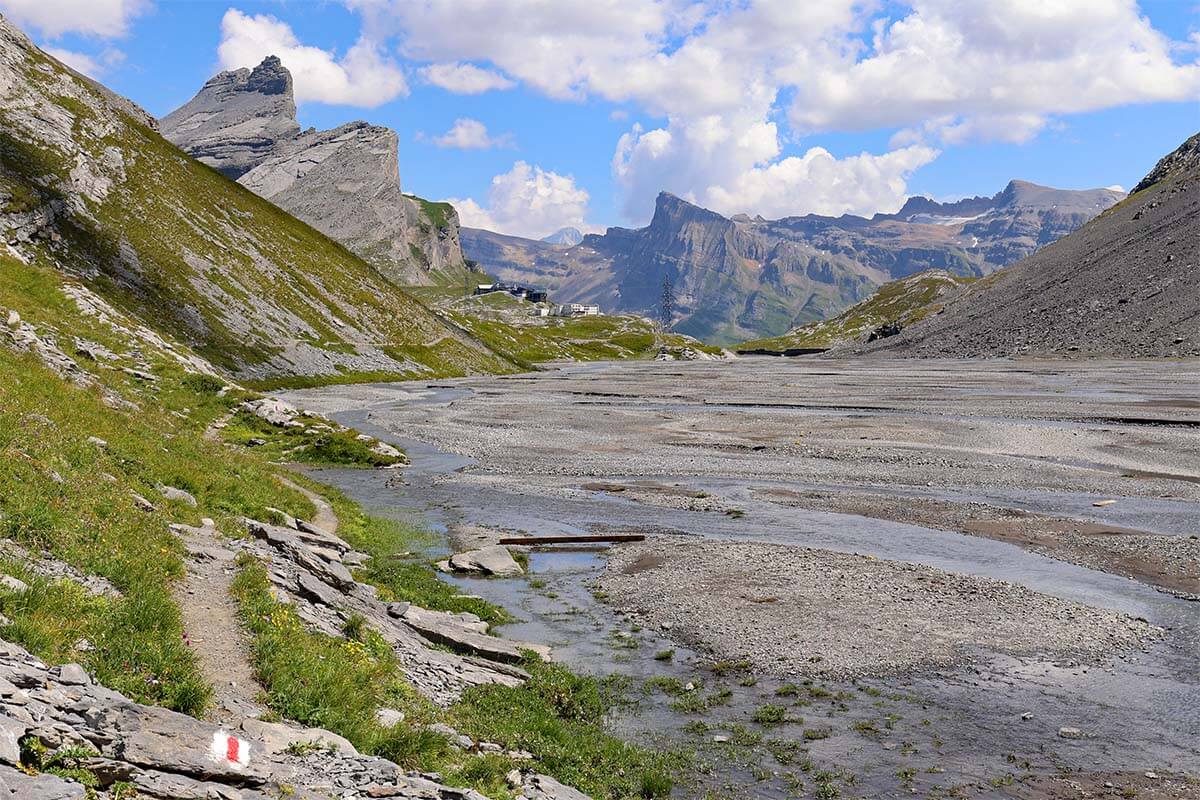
163 57 471 286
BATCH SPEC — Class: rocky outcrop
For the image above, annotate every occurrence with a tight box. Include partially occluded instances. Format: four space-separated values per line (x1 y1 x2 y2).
0 638 507 799
163 57 471 286
160 56 300 179
870 131 1200 358
240 515 545 706
463 182 1124 344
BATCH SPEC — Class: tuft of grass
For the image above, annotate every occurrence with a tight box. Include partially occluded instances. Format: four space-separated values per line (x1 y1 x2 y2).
751 704 788 726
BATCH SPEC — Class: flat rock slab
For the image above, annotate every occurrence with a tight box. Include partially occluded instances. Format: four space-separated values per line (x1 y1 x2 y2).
0 764 86 798
448 545 523 577
524 773 594 800
241 718 356 756
401 607 548 664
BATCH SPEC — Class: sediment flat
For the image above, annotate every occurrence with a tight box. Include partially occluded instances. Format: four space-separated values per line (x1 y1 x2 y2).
600 536 1161 678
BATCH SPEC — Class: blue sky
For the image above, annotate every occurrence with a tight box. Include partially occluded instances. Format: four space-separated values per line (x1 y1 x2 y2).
8 0 1199 238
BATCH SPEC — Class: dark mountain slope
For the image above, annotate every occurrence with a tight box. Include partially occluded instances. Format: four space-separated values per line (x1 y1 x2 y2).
867 132 1199 358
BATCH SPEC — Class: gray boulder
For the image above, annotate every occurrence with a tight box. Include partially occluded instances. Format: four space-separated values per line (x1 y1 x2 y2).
240 718 356 756
158 485 198 507
240 398 299 426
449 545 524 577
0 576 27 594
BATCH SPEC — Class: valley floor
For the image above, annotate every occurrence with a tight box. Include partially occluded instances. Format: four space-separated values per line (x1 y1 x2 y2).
283 358 1200 799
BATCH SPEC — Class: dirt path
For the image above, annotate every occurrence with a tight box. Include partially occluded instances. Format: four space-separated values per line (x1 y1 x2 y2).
172 520 265 724
276 474 339 533
202 407 236 442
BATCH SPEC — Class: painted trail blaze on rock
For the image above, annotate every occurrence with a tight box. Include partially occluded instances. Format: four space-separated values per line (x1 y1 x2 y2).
210 731 251 768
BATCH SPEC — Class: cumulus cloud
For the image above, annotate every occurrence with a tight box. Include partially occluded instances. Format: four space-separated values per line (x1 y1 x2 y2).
421 62 515 94
448 161 591 239
787 0 1200 139
342 0 1200 222
218 9 407 107
426 118 513 149
0 0 147 38
705 145 941 220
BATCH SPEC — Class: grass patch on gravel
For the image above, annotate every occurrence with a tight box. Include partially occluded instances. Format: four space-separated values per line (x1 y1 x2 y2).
450 656 683 799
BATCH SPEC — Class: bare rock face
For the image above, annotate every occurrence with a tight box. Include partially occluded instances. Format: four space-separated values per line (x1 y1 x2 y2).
160 56 300 179
241 122 429 285
163 57 470 286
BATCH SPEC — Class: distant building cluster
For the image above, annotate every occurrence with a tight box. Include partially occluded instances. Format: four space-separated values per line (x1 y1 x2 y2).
474 283 601 317
474 283 549 304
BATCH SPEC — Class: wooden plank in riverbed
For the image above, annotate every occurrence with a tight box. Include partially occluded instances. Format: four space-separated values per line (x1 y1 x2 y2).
498 534 645 546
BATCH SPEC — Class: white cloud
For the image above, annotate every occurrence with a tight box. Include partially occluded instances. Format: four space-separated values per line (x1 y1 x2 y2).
705 145 941 219
0 0 147 38
218 9 407 107
44 45 126 78
342 0 1200 222
427 118 513 149
787 0 1200 140
448 161 591 239
421 62 515 94
44 47 102 76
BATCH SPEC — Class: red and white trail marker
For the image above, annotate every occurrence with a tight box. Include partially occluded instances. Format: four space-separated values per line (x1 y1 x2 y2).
210 730 252 768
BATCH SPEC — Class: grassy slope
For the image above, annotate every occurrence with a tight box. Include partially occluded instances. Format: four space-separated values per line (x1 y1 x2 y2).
736 270 973 352
0 29 515 384
412 288 725 366
0 253 677 798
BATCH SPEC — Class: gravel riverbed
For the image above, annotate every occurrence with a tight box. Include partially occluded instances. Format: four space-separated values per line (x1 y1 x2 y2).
600 537 1162 678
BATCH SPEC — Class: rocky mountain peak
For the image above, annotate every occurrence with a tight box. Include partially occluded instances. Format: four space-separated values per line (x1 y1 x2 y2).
1133 130 1200 193
541 226 584 246
650 191 730 230
163 56 471 285
245 55 293 95
161 56 300 179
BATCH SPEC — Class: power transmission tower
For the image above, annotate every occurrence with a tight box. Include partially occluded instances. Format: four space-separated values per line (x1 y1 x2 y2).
659 274 675 332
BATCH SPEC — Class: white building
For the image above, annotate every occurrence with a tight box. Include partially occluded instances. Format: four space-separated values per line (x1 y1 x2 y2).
553 303 601 317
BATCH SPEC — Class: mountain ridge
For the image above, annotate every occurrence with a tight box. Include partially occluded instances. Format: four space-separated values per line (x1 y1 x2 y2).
0 18 514 383
463 181 1124 343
